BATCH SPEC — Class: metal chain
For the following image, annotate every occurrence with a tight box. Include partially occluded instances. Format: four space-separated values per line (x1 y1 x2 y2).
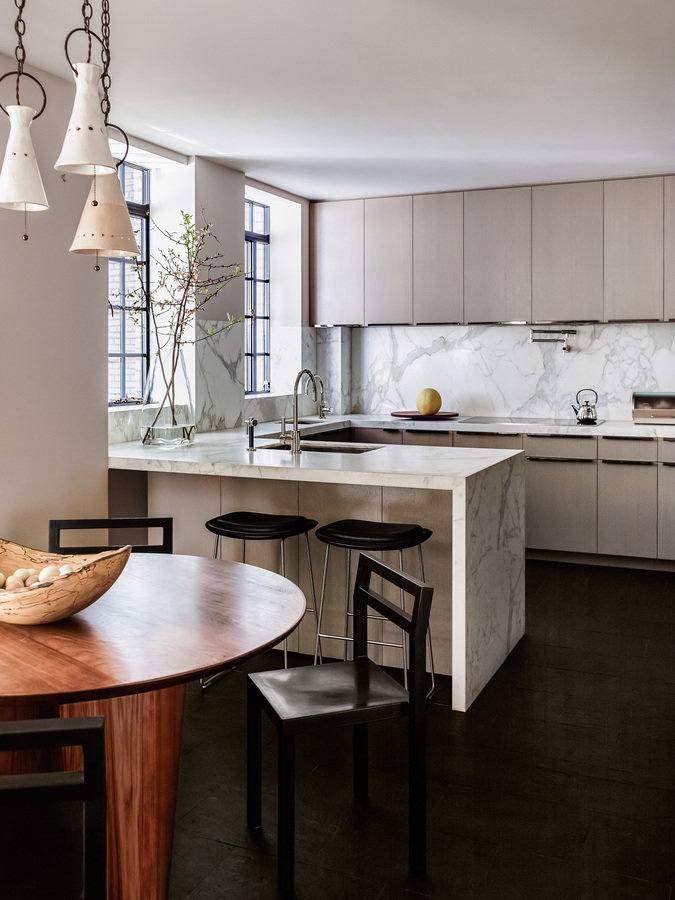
100 0 111 122
14 0 26 104
82 0 93 62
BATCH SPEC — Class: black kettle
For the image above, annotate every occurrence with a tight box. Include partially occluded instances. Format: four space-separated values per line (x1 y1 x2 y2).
572 388 598 424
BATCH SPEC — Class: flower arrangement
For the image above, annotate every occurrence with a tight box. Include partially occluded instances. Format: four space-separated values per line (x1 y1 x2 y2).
127 211 243 445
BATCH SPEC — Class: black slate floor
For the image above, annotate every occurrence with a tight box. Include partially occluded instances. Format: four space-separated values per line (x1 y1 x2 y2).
168 560 675 900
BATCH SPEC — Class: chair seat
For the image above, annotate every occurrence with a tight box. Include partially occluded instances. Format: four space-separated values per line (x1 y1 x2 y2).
249 658 408 729
314 519 432 551
205 512 318 542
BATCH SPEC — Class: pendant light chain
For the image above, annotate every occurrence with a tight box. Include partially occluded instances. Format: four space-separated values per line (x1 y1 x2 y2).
13 0 26 104
100 0 111 123
81 0 93 62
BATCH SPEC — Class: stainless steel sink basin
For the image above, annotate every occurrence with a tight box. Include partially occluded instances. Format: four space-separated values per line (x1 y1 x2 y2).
260 442 376 454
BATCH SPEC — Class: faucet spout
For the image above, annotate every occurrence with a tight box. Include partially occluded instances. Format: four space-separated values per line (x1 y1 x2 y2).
291 369 317 454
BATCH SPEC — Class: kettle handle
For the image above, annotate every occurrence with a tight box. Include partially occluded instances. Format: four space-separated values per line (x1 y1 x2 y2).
576 388 598 404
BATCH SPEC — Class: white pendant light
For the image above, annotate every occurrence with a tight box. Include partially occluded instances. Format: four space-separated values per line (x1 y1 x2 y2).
54 61 116 175
70 168 140 262
0 104 47 211
0 0 48 238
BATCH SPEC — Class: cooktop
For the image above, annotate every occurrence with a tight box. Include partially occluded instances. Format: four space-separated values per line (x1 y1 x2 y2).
460 416 605 426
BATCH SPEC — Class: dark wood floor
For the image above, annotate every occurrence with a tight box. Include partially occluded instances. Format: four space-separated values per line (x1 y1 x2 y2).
168 560 675 899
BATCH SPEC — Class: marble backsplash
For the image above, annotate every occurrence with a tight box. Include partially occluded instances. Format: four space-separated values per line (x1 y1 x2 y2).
349 323 675 420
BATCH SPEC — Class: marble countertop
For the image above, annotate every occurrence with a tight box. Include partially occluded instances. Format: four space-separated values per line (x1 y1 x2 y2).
108 426 519 490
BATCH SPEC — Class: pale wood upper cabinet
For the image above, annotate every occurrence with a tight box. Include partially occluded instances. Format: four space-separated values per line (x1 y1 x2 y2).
463 186 531 323
664 176 675 321
603 177 663 321
364 196 413 325
412 192 463 324
532 181 604 323
310 200 365 326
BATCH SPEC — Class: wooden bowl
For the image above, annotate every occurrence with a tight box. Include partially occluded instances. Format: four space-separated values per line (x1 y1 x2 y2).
0 538 131 625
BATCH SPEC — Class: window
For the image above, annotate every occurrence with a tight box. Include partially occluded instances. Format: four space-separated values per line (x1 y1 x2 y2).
244 199 271 394
108 163 150 404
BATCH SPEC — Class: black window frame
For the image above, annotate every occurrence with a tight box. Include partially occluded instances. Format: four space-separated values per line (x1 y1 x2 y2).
244 199 271 395
108 162 151 406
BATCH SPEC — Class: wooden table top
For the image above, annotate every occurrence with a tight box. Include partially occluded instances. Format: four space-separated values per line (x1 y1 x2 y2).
0 553 306 703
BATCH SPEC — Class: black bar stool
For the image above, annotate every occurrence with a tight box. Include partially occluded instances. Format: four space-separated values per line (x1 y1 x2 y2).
313 518 435 695
202 512 319 685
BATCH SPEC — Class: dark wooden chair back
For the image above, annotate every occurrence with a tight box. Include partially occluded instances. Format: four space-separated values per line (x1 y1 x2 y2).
48 516 173 554
0 716 107 899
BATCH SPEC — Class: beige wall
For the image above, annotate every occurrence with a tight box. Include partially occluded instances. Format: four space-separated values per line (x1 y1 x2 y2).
0 55 108 549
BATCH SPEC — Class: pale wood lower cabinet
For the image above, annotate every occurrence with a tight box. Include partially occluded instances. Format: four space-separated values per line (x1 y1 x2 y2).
658 463 675 559
525 458 597 553
597 461 658 558
351 427 402 444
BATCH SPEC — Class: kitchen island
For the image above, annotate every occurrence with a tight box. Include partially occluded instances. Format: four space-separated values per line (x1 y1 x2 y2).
109 428 525 711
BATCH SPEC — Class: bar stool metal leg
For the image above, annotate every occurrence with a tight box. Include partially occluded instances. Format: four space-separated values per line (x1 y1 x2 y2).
313 545 331 664
280 539 288 668
344 549 352 661
418 544 436 699
304 533 321 663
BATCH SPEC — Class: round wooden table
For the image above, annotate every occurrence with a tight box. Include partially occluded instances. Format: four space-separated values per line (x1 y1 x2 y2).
0 553 306 900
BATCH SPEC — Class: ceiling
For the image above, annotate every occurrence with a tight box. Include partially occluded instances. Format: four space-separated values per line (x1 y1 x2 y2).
1 0 674 200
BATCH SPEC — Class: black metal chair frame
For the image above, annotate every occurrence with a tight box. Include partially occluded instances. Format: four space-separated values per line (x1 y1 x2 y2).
48 517 173 554
246 552 433 895
0 716 107 899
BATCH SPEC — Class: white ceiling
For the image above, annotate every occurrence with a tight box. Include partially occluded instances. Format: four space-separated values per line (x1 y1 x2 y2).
1 0 674 200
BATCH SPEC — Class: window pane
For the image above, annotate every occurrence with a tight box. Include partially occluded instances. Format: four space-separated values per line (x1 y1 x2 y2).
124 312 145 353
255 318 268 353
108 309 122 353
124 357 144 400
108 357 121 402
123 166 145 204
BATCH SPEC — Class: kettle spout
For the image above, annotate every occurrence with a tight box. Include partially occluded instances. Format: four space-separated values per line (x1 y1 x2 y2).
571 404 579 415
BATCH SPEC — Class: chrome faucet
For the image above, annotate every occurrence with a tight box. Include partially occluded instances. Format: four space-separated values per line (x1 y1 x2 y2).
314 375 333 419
291 369 317 453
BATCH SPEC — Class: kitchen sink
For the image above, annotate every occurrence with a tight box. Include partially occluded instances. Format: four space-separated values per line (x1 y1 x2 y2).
260 442 376 454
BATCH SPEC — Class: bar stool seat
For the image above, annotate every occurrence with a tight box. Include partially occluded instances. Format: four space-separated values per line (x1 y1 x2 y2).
202 511 319 685
206 512 317 543
313 518 435 696
315 519 432 551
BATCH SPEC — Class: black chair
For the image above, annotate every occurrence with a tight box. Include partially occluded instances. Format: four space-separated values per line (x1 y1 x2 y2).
48 516 173 554
247 553 433 895
313 518 435 695
204 512 319 674
0 716 107 899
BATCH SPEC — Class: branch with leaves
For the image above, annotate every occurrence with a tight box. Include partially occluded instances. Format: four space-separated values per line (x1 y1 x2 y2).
124 210 243 439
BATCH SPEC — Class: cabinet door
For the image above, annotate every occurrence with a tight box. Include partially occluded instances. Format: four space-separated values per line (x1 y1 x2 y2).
351 427 402 444
597 461 658 557
401 430 453 446
532 181 603 322
464 186 531 323
412 192 463 324
525 458 597 553
364 196 413 325
664 176 675 321
310 200 364 325
603 177 663 321
658 463 675 559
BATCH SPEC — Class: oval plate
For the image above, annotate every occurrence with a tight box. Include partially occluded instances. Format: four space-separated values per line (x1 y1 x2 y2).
390 411 459 420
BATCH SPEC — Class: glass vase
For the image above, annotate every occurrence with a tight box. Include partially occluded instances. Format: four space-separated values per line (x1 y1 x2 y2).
140 348 195 446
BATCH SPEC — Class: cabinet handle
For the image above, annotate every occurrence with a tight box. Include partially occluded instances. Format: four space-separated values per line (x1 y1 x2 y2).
601 435 655 442
600 459 656 466
662 438 675 442
662 462 675 467
526 456 595 463
525 434 595 440
404 429 451 435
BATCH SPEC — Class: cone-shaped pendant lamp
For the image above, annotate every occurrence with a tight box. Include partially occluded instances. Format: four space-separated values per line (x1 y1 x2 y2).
54 62 116 175
70 168 140 259
0 104 48 211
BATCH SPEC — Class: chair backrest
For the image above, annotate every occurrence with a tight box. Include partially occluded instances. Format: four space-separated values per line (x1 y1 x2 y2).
352 552 433 705
49 516 173 554
0 716 107 899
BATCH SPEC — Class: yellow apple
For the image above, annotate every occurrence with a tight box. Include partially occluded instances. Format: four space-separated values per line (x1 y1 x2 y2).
416 388 442 415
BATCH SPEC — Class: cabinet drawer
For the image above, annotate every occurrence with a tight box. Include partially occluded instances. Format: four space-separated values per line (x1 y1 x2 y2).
401 430 453 447
523 434 596 459
598 436 657 462
351 427 402 445
658 437 675 463
454 432 522 450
